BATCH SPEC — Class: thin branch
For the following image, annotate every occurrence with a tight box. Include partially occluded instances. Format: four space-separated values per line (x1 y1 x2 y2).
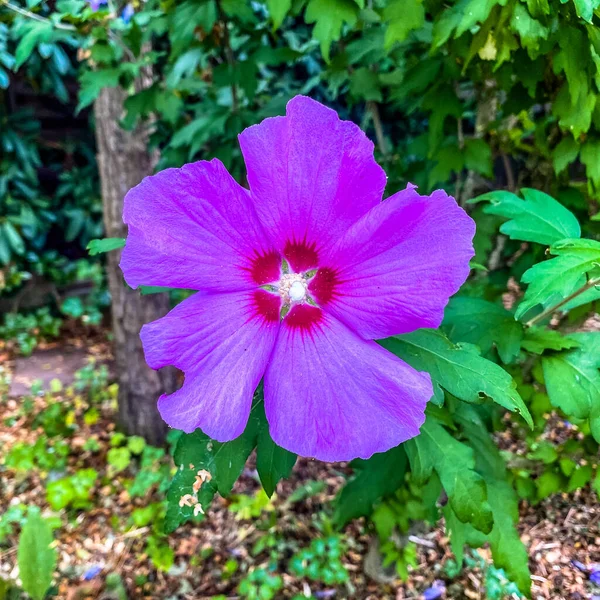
524 277 600 329
0 0 76 30
216 0 238 112
367 100 388 157
501 153 515 192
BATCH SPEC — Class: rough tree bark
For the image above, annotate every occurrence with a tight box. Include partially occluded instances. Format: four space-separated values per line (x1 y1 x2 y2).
94 84 176 445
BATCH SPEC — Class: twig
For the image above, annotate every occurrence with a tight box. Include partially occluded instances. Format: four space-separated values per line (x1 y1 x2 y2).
408 535 436 548
525 277 600 328
501 153 515 192
0 0 76 30
216 0 238 112
367 100 388 157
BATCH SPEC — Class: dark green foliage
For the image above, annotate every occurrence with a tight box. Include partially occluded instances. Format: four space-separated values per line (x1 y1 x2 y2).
289 536 348 585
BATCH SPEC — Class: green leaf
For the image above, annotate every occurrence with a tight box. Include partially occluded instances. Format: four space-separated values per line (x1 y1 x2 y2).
572 0 600 22
305 0 361 60
406 418 494 533
267 0 292 29
580 137 600 187
552 136 580 175
509 3 548 56
383 0 425 49
382 330 533 427
542 332 600 442
107 447 131 473
221 0 256 21
212 408 262 497
256 425 297 497
333 445 407 528
443 297 523 364
164 432 218 533
521 328 580 354
464 138 493 177
3 222 24 255
165 392 295 531
349 67 382 101
516 239 600 320
18 509 57 600
567 464 593 491
536 470 562 499
471 188 581 245
14 21 53 69
77 68 122 111
553 82 596 138
432 0 499 49
456 407 531 596
87 237 126 255
553 26 589 105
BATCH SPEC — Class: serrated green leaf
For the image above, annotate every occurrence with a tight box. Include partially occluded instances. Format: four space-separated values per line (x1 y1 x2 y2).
382 330 532 427
553 82 596 138
552 136 579 174
18 509 57 600
509 3 548 56
521 328 580 354
305 0 360 60
383 0 425 49
432 0 499 49
516 238 600 320
542 332 600 442
406 418 494 533
581 137 600 187
267 0 292 29
87 237 126 255
333 445 407 528
472 188 581 245
573 0 600 22
165 391 295 531
443 297 523 364
553 26 589 105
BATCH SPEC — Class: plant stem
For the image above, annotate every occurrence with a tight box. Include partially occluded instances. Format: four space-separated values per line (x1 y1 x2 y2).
216 0 238 112
0 0 76 30
367 100 387 157
524 277 600 328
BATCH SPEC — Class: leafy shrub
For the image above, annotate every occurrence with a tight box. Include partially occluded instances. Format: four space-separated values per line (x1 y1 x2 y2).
46 468 98 511
237 568 283 600
289 536 348 585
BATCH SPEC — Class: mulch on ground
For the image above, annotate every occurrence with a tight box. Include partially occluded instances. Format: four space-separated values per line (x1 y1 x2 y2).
0 334 599 600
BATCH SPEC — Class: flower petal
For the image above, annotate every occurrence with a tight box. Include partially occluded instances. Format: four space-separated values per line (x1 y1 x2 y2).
238 96 386 265
264 306 431 461
142 290 280 440
312 187 475 339
121 159 278 292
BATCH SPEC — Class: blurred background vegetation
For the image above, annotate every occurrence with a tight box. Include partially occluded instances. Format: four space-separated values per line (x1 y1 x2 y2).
1 0 600 598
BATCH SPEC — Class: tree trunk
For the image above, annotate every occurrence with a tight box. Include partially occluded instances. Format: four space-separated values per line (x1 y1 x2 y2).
94 84 176 445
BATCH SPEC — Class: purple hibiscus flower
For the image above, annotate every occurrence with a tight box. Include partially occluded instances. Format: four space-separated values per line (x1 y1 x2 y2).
120 96 475 462
88 0 107 11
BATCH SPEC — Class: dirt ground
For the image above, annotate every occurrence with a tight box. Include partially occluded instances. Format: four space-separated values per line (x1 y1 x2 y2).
0 335 599 600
